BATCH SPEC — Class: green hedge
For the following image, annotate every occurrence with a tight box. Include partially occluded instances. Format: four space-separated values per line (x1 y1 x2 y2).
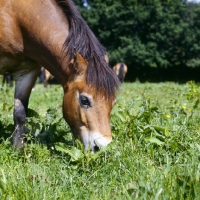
74 0 200 81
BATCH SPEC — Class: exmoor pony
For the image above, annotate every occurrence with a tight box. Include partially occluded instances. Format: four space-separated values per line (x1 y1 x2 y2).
113 63 128 82
0 0 120 151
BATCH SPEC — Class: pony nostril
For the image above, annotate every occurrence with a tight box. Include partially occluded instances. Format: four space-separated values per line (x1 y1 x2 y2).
94 145 100 152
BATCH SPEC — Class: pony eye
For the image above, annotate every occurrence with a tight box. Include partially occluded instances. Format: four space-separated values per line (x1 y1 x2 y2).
80 95 91 108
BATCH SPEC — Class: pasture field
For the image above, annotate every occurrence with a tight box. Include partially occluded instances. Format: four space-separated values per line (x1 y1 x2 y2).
1 80 200 199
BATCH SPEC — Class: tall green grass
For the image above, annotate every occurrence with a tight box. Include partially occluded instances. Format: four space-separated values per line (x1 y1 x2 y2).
0 81 200 199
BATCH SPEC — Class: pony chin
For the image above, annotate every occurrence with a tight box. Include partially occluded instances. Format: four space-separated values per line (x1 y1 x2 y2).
78 127 112 151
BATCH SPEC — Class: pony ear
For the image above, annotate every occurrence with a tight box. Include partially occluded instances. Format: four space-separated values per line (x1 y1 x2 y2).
67 51 88 82
73 51 88 75
105 54 109 64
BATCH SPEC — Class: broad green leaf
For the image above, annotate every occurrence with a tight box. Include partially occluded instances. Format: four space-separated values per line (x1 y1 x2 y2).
146 137 164 145
55 143 84 162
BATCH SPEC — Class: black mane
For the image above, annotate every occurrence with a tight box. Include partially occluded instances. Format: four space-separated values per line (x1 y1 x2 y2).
56 0 120 97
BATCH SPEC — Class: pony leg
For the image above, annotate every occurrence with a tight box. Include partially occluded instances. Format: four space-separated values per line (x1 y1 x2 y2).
39 67 45 84
2 75 6 87
8 75 13 87
13 67 40 149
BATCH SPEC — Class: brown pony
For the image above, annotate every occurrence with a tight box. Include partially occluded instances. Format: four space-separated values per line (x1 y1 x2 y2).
0 0 120 151
113 63 128 82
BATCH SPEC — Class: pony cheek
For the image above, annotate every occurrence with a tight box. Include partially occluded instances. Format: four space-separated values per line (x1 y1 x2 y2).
79 109 88 127
62 95 77 127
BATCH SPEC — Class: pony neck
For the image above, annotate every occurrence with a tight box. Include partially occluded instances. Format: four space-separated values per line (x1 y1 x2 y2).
17 0 70 85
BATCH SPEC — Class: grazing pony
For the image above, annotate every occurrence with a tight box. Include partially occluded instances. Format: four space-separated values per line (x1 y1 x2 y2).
113 63 128 82
0 0 120 151
40 67 54 87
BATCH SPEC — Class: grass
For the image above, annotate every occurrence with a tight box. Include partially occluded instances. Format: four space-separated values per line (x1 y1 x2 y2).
0 80 200 199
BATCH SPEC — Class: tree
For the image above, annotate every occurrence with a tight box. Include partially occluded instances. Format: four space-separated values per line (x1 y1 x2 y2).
74 0 200 81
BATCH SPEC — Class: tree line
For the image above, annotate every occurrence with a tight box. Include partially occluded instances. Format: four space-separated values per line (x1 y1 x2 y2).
74 0 200 82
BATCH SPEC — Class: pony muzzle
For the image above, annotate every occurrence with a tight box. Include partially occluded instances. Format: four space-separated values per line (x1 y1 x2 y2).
81 132 112 152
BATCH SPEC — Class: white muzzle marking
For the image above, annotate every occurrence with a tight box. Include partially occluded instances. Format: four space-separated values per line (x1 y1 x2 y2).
81 131 112 151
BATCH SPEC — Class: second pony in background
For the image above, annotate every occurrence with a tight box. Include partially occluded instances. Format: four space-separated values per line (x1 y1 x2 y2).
113 63 128 82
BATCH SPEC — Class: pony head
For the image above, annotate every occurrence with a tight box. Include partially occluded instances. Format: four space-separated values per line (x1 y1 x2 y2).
63 52 116 151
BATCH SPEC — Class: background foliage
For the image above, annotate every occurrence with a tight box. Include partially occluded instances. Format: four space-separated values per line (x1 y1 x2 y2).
74 0 200 82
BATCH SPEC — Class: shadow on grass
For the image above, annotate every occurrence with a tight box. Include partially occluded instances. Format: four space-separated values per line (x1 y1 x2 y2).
0 121 14 142
0 108 74 154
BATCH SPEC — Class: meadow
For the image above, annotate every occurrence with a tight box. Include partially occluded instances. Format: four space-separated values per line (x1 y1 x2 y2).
0 80 200 199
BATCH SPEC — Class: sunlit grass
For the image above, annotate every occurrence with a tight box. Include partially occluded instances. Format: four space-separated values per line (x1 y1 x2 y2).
1 80 200 199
